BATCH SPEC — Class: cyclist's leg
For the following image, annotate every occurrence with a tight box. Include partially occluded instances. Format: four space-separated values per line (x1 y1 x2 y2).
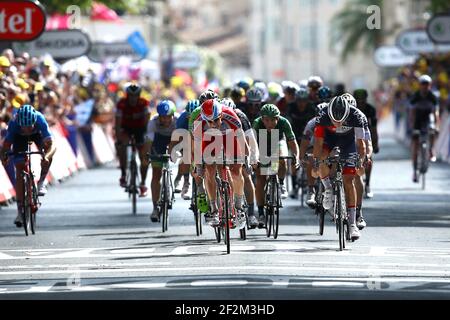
243 169 255 215
204 164 218 212
150 163 163 212
116 128 130 183
278 140 288 198
229 164 244 209
134 128 148 186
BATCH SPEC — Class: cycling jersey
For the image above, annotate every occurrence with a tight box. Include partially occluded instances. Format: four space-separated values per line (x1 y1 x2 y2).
191 106 245 159
147 114 179 155
234 108 252 133
253 116 296 142
314 106 369 173
116 97 150 129
5 111 52 164
5 111 52 143
240 103 260 125
357 103 377 129
287 102 318 140
409 91 438 132
176 111 189 130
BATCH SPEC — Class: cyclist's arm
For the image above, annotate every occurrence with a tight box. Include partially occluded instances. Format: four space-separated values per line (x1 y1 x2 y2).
313 125 325 160
43 138 56 159
279 117 299 161
299 138 310 161
245 129 259 165
114 108 123 137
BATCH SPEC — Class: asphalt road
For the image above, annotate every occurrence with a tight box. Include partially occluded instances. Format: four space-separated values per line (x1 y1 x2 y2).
0 117 449 300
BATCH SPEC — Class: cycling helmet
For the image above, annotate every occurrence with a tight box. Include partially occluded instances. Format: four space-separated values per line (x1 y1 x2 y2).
157 100 176 116
220 98 236 109
230 86 245 100
185 99 200 114
201 99 223 121
419 74 432 84
254 82 269 101
295 88 309 101
318 86 332 101
237 79 251 91
328 96 350 123
299 79 309 89
199 90 219 104
260 104 281 118
246 87 263 103
282 81 300 95
17 104 38 127
341 93 357 107
307 76 323 89
126 84 142 96
267 82 284 99
317 102 328 111
353 89 368 100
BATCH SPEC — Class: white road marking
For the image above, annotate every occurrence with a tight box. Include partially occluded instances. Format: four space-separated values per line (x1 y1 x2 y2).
110 283 167 289
369 247 386 256
0 265 449 276
191 280 249 287
0 261 172 270
109 248 156 254
312 281 366 288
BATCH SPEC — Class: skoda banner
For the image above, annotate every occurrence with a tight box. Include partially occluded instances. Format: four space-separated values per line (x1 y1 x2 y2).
12 29 91 59
88 42 144 63
374 46 417 67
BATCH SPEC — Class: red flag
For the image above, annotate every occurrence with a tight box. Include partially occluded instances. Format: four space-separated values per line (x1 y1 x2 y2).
46 14 70 30
90 2 122 22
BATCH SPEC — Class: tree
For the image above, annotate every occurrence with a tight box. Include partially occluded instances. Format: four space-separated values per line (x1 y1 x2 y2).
38 0 148 15
429 0 450 14
330 0 384 62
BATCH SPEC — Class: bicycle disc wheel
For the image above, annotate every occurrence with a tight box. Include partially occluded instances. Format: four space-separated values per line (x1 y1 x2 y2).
337 187 345 251
240 226 246 240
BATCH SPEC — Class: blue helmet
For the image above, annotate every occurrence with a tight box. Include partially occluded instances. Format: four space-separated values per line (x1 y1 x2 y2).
318 86 332 101
17 104 38 127
157 100 176 116
185 99 200 114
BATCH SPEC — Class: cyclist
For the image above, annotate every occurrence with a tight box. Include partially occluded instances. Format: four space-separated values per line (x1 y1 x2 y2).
115 84 150 197
409 74 439 183
267 82 284 107
253 81 269 103
221 98 260 229
147 100 179 222
0 105 56 227
243 88 264 124
279 81 299 117
288 87 319 201
171 99 200 200
312 95 368 241
199 89 219 105
307 76 323 106
353 89 379 199
229 86 246 110
253 104 300 228
318 86 332 103
191 99 249 229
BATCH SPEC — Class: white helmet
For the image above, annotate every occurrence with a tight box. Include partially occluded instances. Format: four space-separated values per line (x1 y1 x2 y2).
418 74 432 84
341 93 357 108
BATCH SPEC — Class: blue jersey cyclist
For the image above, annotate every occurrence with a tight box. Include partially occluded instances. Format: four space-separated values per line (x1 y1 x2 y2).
147 100 179 223
0 105 57 227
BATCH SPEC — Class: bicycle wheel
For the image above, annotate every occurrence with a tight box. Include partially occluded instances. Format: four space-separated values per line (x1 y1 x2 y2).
130 159 137 215
265 208 273 238
300 169 306 207
30 180 38 235
223 183 231 254
192 181 202 236
22 175 31 236
240 214 247 240
273 182 281 239
336 186 345 251
161 172 169 233
318 206 325 236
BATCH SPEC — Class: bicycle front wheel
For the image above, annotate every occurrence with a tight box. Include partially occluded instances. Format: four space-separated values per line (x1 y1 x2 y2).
273 183 281 239
30 181 38 235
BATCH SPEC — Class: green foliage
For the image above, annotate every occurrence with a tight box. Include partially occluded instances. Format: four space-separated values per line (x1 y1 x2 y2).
330 0 384 62
38 0 148 15
429 0 450 14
